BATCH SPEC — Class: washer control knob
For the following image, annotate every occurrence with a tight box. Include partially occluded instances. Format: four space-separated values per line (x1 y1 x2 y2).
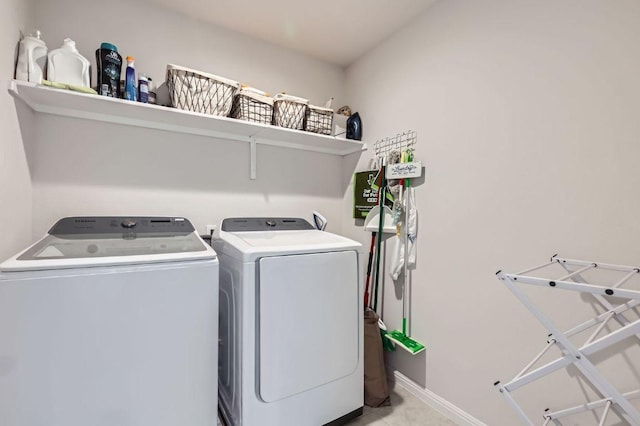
121 219 137 228
265 220 276 227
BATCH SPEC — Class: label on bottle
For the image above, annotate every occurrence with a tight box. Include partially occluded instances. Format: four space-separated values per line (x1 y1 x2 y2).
138 79 149 103
124 66 137 102
96 48 122 97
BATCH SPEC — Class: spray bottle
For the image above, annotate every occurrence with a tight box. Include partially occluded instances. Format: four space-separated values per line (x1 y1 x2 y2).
124 56 136 101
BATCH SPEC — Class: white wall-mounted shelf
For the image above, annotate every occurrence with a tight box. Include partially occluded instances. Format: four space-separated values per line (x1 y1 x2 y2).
8 80 366 179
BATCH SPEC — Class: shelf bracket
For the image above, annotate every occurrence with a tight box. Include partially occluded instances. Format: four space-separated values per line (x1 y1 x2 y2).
249 137 257 180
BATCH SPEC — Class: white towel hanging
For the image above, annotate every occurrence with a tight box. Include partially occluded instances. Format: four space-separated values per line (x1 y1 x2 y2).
390 187 417 280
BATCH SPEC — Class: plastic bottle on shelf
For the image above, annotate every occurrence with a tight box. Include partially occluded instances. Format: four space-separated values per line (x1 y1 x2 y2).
138 75 149 103
15 30 47 84
124 56 137 101
147 77 157 104
47 38 90 87
346 112 362 141
95 42 122 97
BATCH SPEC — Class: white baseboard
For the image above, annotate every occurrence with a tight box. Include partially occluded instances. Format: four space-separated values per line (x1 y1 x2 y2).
392 371 488 426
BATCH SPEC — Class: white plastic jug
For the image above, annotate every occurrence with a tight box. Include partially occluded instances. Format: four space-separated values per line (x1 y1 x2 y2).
47 38 90 87
15 30 47 84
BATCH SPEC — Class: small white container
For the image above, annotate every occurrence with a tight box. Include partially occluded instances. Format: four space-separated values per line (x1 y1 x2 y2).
334 114 348 137
47 38 90 87
15 30 47 84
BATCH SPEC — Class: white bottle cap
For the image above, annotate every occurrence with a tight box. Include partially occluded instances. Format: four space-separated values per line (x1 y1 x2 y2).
63 38 78 52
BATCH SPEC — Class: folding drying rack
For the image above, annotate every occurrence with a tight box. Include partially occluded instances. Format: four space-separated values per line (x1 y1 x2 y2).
495 255 640 425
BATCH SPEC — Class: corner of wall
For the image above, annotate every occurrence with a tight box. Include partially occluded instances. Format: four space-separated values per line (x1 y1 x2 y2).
0 0 35 259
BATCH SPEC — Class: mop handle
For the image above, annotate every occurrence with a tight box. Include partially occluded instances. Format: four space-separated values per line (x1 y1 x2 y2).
402 188 409 335
402 149 412 335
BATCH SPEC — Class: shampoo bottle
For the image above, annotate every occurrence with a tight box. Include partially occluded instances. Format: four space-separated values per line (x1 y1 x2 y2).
47 38 90 87
124 56 137 101
15 30 47 83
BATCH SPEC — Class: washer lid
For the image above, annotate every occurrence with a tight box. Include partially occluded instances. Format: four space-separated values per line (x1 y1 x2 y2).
215 218 361 261
0 217 216 272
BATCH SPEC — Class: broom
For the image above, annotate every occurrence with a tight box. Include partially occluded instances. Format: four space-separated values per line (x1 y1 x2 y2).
372 162 395 352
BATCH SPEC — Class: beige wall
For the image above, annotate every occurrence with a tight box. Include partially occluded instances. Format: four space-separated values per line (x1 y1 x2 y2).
343 1 640 424
0 0 33 259
24 0 356 239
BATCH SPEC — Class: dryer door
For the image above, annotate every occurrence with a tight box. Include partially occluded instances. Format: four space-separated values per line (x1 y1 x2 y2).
258 250 359 403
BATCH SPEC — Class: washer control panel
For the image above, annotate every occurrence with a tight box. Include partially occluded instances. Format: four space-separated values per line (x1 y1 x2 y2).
49 216 194 236
221 217 314 232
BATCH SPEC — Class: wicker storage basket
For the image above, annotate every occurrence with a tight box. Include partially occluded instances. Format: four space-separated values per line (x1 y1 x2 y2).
166 64 240 116
304 105 333 135
273 93 308 129
230 87 273 124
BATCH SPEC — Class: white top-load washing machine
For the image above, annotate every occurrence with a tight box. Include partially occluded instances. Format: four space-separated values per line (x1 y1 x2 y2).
212 217 363 426
0 216 219 426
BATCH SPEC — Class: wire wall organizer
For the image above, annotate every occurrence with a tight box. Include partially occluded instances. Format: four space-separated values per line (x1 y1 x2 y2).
374 130 417 162
495 255 640 425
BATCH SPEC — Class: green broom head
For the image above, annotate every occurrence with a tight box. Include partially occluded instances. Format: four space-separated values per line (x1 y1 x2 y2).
386 329 425 355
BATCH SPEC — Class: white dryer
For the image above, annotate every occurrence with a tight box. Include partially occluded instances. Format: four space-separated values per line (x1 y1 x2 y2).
0 216 219 426
212 217 363 426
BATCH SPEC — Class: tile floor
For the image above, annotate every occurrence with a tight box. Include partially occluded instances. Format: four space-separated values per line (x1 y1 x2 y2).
347 385 457 426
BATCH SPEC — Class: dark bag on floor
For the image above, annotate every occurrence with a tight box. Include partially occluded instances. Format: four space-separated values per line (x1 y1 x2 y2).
363 308 391 407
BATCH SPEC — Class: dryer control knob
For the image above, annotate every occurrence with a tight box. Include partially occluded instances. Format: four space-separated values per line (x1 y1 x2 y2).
265 220 276 227
121 219 137 228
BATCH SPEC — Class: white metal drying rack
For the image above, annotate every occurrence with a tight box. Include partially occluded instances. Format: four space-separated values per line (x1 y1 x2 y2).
495 255 640 426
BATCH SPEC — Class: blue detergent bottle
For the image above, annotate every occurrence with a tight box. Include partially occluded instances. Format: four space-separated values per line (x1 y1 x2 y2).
124 56 137 101
346 112 362 141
